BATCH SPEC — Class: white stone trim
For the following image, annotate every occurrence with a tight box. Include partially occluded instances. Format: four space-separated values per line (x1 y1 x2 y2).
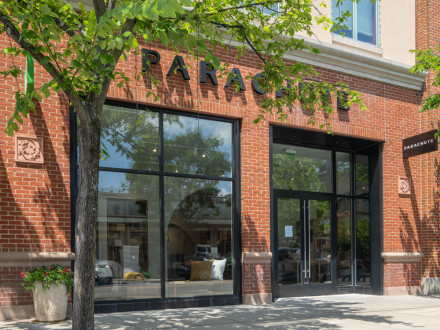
242 293 272 305
381 252 423 263
242 252 272 264
384 286 422 295
332 35 383 55
0 252 75 267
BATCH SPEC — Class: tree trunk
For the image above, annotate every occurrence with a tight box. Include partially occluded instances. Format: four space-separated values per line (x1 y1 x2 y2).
72 106 101 330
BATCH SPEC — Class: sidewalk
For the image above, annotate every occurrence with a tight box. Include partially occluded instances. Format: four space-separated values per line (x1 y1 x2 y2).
1 294 440 329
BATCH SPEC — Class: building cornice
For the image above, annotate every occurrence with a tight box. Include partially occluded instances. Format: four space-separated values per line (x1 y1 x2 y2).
284 37 427 91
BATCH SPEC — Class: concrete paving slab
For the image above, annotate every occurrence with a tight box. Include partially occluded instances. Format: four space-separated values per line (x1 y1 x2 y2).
1 294 440 329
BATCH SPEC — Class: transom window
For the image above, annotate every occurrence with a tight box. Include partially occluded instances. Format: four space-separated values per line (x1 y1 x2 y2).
332 0 379 46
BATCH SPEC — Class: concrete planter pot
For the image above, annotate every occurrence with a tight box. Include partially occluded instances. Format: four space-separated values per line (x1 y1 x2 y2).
33 282 68 322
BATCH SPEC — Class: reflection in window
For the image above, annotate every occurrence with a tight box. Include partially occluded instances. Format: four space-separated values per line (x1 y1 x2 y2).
332 0 378 46
164 115 233 177
277 198 301 285
100 105 159 171
96 172 160 300
165 178 233 297
356 155 369 195
356 199 370 286
337 198 351 285
273 144 332 193
336 152 351 195
95 106 235 301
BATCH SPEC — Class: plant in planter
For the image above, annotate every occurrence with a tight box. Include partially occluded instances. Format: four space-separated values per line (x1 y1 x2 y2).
21 264 73 322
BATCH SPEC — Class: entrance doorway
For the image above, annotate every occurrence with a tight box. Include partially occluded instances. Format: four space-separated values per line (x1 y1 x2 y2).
274 193 335 297
270 126 383 298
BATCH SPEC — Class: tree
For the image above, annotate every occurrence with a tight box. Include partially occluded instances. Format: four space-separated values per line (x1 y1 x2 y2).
412 49 440 112
0 0 365 328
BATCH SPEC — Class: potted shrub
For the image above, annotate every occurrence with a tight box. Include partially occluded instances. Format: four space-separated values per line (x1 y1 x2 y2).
21 264 73 322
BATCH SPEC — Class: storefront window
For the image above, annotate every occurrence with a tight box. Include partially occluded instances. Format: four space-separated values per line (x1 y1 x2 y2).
336 152 351 195
165 178 232 297
273 144 332 193
356 155 369 195
96 172 160 300
94 105 235 301
100 105 159 171
164 114 233 177
337 198 351 285
356 199 370 286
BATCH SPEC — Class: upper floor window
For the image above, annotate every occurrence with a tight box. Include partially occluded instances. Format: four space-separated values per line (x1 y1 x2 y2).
261 3 280 15
332 0 379 47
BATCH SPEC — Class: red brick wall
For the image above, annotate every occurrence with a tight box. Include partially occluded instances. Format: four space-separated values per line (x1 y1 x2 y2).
1 13 438 308
416 0 440 281
0 267 33 307
109 41 427 294
0 32 71 308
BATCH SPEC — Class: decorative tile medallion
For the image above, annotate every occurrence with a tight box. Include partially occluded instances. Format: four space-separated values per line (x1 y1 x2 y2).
15 135 44 164
398 177 411 195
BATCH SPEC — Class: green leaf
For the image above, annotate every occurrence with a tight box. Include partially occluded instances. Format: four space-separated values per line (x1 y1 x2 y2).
146 1 159 21
128 35 138 49
5 127 14 137
212 56 221 69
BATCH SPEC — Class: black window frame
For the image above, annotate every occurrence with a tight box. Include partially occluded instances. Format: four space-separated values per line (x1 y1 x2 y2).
70 100 242 313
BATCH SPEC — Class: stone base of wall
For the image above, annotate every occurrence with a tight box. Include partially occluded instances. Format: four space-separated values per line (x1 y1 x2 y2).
421 277 440 295
383 286 421 295
242 293 272 305
0 304 34 321
0 303 72 321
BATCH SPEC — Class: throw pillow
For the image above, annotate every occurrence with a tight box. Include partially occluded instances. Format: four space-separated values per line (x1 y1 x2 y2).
190 260 214 281
211 259 227 280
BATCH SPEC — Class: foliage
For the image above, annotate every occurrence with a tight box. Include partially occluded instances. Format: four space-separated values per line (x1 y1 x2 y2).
0 1 367 327
20 264 74 293
411 47 440 112
0 0 365 136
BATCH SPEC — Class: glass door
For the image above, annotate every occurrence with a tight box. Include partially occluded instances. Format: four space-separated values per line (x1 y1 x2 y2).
274 193 334 297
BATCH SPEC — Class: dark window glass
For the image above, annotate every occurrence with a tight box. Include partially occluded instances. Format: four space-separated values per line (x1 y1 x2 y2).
356 199 370 286
164 177 233 297
273 144 332 193
96 171 160 300
337 198 351 285
100 105 160 171
277 198 301 285
356 154 369 195
95 107 236 301
336 152 351 195
163 115 233 177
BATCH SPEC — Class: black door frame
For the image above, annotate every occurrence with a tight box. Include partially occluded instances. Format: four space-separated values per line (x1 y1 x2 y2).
269 125 384 298
272 190 337 297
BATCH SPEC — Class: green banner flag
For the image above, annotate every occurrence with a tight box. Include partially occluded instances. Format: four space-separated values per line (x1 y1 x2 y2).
25 55 34 94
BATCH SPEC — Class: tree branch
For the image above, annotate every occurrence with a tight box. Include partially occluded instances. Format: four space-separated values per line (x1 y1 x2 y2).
209 0 282 15
87 18 138 114
243 35 267 63
53 17 76 37
0 11 85 117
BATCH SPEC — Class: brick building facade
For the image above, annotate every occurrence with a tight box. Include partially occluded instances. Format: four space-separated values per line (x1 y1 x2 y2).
1 0 439 321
